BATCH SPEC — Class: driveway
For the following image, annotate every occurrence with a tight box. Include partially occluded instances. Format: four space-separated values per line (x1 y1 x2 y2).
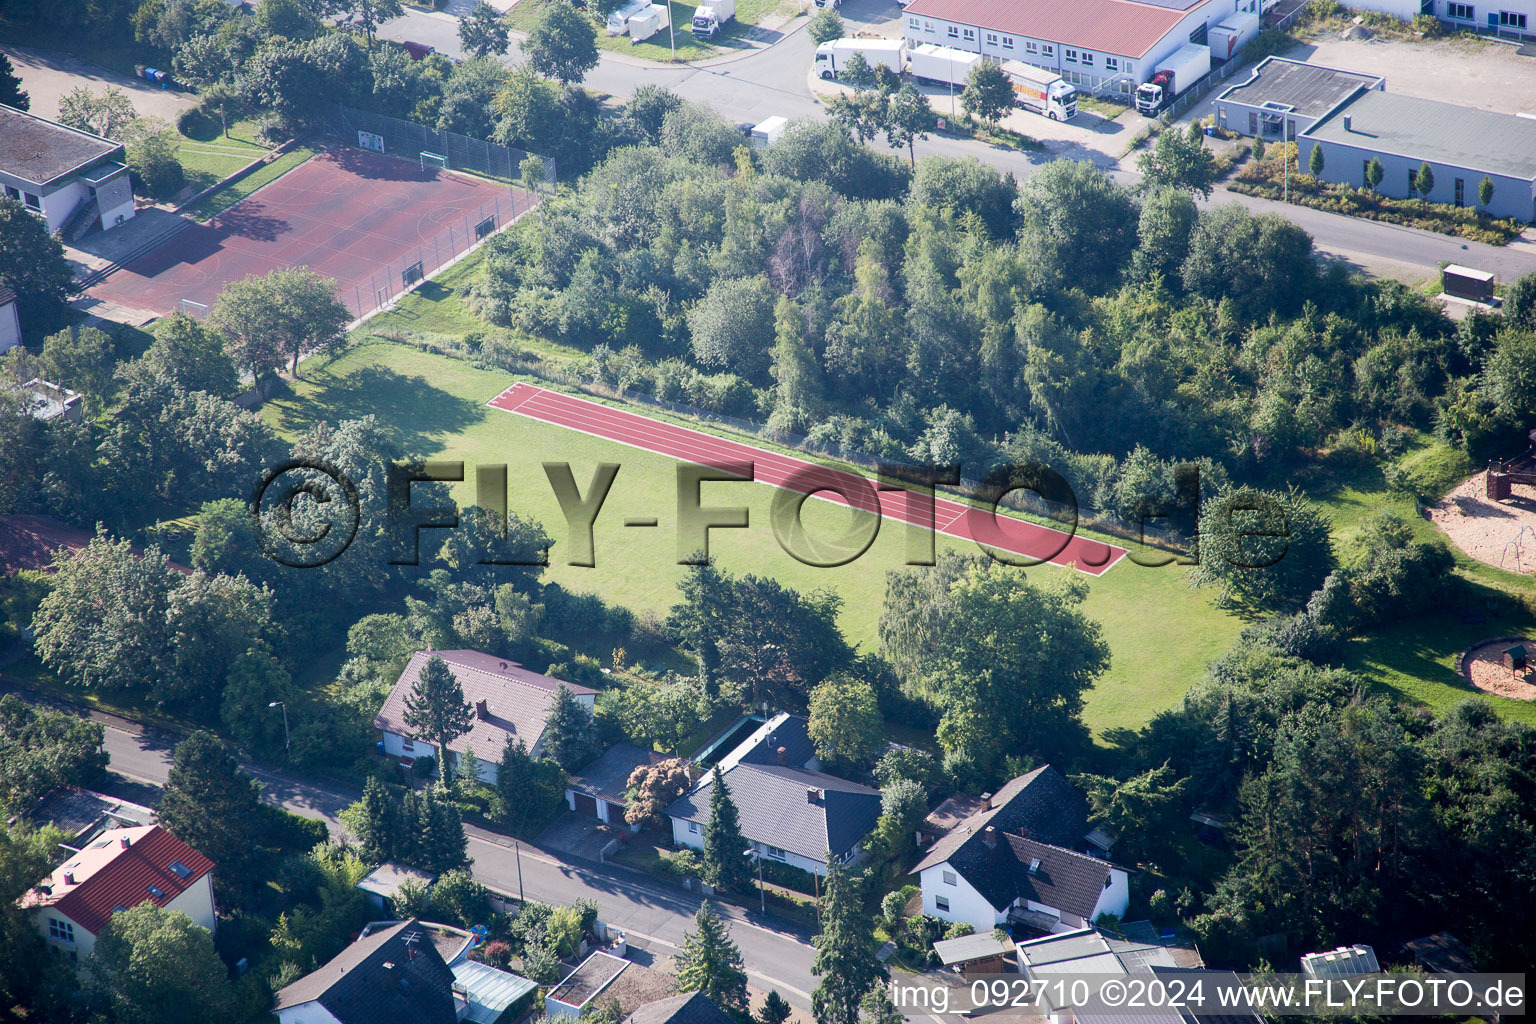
1 44 195 123
538 808 626 860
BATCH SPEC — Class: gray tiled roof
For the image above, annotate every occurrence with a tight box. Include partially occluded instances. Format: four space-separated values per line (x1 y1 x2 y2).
912 765 1088 877
734 714 817 770
1302 91 1536 180
624 992 738 1024
273 919 456 1024
666 763 881 862
0 105 121 185
374 650 597 763
1216 58 1380 118
569 743 668 803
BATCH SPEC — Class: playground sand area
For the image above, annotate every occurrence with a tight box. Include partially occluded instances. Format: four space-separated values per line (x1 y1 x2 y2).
1428 474 1536 574
1461 638 1536 700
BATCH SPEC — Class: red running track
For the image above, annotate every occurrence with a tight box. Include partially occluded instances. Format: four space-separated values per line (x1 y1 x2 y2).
488 383 1127 575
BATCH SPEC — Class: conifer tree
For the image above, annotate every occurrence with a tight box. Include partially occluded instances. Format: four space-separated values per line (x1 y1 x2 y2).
403 655 474 783
541 683 598 770
676 902 749 1010
811 859 885 1024
702 766 754 894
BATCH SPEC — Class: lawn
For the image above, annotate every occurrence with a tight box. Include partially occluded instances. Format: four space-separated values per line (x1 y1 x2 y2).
262 338 1245 740
172 116 273 193
507 0 807 64
186 145 318 222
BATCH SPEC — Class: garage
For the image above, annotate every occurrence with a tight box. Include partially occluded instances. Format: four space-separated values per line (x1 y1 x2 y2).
574 792 599 818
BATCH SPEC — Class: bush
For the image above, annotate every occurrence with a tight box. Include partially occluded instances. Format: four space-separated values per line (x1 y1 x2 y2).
176 104 217 138
128 130 186 201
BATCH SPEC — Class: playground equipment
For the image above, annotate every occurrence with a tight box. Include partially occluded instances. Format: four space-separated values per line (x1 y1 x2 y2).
1486 429 1536 500
1498 524 1536 572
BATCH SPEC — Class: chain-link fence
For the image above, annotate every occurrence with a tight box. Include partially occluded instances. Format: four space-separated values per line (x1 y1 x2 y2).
322 103 556 191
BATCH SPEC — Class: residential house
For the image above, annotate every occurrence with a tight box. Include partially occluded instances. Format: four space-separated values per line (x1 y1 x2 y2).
913 765 1128 933
664 713 882 877
355 862 435 915
623 992 738 1024
0 104 136 238
374 649 597 785
19 825 215 962
566 742 670 829
273 919 461 1024
546 951 679 1020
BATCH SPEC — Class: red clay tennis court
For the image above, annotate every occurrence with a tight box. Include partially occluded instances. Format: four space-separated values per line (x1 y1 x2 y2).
89 148 526 318
490 383 1128 574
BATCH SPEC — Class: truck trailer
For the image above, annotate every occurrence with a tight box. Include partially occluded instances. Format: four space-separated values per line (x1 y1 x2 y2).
1207 11 1260 62
906 43 983 87
606 0 649 35
1000 60 1078 121
691 0 735 39
1135 43 1210 116
749 116 789 149
626 3 669 42
814 38 906 80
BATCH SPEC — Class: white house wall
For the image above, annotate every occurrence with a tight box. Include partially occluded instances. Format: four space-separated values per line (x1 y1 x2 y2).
164 873 218 934
1091 869 1131 923
919 863 1005 933
667 816 832 875
1345 0 1535 35
0 301 20 352
276 1000 345 1024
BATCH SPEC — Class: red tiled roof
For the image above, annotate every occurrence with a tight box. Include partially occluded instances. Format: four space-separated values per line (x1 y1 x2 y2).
904 0 1211 58
374 650 597 763
20 825 214 935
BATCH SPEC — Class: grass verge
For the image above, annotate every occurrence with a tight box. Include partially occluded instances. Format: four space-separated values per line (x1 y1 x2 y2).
187 145 317 222
506 0 805 64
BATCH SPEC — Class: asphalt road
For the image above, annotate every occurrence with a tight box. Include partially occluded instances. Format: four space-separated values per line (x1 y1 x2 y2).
372 0 1536 283
93 718 823 1008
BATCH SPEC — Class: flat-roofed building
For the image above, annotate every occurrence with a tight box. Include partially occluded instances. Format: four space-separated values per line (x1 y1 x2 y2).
900 0 1258 95
0 105 136 237
1298 90 1536 222
1213 57 1384 140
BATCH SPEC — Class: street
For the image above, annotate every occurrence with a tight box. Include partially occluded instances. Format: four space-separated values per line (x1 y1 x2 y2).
93 716 823 1008
371 0 1536 283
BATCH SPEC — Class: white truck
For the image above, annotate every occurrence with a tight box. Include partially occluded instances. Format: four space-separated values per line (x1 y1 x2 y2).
626 3 669 42
1135 43 1210 116
1000 60 1078 121
691 0 735 39
906 43 982 87
1207 11 1261 62
606 0 649 36
814 38 907 80
749 116 789 149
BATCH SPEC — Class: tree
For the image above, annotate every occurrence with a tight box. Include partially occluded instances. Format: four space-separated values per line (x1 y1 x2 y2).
0 695 108 816
840 51 877 92
676 902 749 1010
1478 175 1495 211
346 776 402 862
403 654 475 783
1414 160 1435 198
418 783 470 872
142 312 238 398
1137 125 1217 198
625 757 692 828
40 325 116 412
960 61 1013 128
542 683 600 770
156 731 265 901
460 0 511 57
88 904 234 1024
1485 329 1536 422
327 0 405 49
806 6 844 43
1073 763 1188 867
759 991 794 1024
880 778 927 833
0 53 29 111
1014 159 1139 294
57 85 136 139
702 765 754 893
811 860 884 1024
1365 155 1384 191
806 675 883 771
125 121 185 201
1130 186 1198 284
687 275 777 380
1189 487 1336 610
209 266 351 384
883 83 931 168
255 0 323 38
859 987 905 1024
767 296 824 436
1180 204 1315 319
220 648 296 759
1307 142 1324 176
827 90 887 145
0 196 73 326
522 0 599 85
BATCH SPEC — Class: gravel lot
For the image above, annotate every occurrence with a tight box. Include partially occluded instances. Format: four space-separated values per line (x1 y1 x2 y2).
2 44 195 123
1275 33 1536 116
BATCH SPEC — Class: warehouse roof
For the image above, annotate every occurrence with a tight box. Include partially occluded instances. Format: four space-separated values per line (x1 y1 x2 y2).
903 0 1214 58
1302 91 1536 180
0 105 122 186
1215 57 1382 117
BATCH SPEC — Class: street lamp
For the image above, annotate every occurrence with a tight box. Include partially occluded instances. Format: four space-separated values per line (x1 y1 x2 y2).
268 701 290 756
744 847 765 914
665 0 675 62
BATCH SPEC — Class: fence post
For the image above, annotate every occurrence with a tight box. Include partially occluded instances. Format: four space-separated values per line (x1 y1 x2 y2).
355 283 362 316
434 235 441 269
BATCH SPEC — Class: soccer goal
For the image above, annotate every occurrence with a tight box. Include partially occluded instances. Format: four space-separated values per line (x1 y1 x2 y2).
177 298 210 320
420 151 448 173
